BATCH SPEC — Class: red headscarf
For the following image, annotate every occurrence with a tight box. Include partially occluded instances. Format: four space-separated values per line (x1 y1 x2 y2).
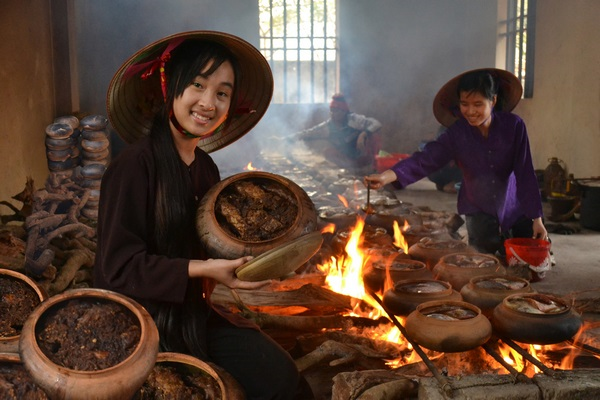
330 93 350 112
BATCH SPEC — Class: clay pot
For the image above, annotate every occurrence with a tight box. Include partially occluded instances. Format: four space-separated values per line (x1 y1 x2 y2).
363 258 432 293
137 352 244 400
331 224 393 256
492 293 583 344
317 206 358 230
0 269 48 353
405 300 492 353
382 279 462 316
0 352 50 398
364 210 408 233
408 237 473 270
460 275 534 317
19 288 159 400
197 171 318 258
401 225 454 248
433 252 506 291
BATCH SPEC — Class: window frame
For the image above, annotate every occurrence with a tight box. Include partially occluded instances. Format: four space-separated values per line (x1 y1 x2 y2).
259 0 339 104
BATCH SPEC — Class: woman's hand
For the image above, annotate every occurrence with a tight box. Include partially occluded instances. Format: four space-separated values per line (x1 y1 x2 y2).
188 257 272 290
532 217 549 241
364 170 398 190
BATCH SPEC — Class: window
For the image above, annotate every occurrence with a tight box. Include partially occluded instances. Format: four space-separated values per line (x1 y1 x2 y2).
498 0 537 98
259 0 338 104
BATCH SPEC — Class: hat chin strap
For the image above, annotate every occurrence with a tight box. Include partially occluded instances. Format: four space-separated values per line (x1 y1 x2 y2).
169 111 202 139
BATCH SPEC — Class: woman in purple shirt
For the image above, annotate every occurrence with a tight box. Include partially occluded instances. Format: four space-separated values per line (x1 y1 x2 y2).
365 69 548 254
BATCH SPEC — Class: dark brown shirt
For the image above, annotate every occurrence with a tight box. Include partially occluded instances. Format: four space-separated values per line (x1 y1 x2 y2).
93 136 220 305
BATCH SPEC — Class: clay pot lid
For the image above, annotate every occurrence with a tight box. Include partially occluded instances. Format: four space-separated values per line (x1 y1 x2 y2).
235 231 323 281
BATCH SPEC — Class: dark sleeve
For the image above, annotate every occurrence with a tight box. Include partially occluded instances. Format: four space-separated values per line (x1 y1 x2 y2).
93 142 190 304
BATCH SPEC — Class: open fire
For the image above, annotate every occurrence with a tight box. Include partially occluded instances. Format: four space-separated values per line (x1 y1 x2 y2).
313 202 598 378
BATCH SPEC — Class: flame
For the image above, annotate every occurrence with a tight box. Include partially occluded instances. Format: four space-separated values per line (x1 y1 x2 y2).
317 216 410 358
321 223 336 235
337 194 349 208
393 220 409 253
244 162 257 171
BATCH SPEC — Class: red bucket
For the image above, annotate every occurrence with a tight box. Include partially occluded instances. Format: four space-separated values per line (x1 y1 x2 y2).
375 153 410 173
504 238 551 281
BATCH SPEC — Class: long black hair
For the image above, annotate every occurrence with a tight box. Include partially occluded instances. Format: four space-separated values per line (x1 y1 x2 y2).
147 40 240 358
150 40 239 256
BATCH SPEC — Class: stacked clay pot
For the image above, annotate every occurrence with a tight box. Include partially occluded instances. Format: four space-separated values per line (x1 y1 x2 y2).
45 121 79 176
79 115 110 221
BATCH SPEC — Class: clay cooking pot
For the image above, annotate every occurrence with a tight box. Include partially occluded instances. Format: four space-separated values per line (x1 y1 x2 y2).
491 293 582 344
363 258 432 293
19 288 159 400
382 279 462 316
405 300 492 353
197 171 317 259
408 237 473 270
433 252 505 291
460 274 533 317
0 269 48 353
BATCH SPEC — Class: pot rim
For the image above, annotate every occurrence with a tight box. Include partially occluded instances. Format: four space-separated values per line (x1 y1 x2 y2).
22 288 158 376
499 293 574 317
208 171 304 244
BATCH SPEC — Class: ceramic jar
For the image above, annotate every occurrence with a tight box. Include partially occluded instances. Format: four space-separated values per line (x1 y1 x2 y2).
318 206 358 231
382 279 462 316
0 352 50 398
19 288 159 400
408 237 473 270
460 275 534 317
197 171 318 259
405 300 492 353
331 224 393 256
401 225 454 248
363 258 432 293
491 293 583 344
0 269 48 353
137 352 244 400
433 252 505 291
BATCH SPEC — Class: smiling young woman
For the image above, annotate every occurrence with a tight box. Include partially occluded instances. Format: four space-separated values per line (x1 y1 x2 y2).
364 68 548 257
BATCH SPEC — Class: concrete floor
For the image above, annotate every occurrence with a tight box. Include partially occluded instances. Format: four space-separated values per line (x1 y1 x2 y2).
396 179 600 301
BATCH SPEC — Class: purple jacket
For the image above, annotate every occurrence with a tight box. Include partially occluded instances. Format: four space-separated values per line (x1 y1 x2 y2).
391 111 543 231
